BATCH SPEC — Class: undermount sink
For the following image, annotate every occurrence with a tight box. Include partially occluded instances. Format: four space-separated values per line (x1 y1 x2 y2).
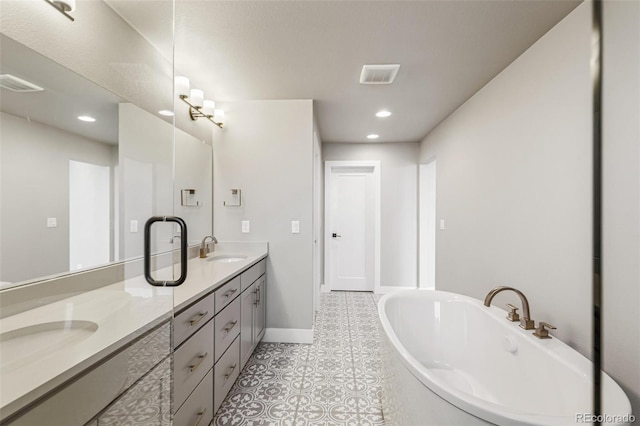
0 320 98 369
206 254 248 263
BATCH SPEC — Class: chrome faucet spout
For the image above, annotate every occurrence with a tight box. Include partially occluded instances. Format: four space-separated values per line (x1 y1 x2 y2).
169 235 181 244
199 235 218 258
484 286 534 330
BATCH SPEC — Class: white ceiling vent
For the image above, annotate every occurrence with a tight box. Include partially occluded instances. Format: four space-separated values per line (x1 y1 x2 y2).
359 64 400 85
0 74 44 92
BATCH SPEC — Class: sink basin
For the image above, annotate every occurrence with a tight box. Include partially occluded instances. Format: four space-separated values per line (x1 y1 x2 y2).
206 254 247 263
0 320 98 369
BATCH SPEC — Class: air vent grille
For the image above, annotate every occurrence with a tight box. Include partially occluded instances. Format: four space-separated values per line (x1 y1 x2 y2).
359 64 400 85
0 74 44 92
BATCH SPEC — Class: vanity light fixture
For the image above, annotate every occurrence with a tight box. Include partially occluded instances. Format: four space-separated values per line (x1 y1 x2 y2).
376 110 392 118
43 0 76 21
367 134 380 140
77 115 96 122
175 76 224 129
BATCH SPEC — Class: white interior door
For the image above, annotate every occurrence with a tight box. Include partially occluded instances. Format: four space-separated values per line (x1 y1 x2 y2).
325 163 378 292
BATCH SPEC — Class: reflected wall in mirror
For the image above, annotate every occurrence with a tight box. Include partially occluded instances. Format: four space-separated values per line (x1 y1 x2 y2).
0 35 213 289
0 35 122 285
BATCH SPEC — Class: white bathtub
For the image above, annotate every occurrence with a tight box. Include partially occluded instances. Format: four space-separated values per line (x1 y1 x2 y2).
378 289 632 426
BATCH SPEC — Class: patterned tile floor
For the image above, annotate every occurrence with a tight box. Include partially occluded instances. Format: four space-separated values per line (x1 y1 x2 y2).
214 291 385 425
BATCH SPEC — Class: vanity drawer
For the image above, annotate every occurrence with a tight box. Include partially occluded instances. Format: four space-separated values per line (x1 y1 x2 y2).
214 337 240 413
174 292 215 347
173 369 213 426
174 319 214 410
240 259 266 291
214 297 241 361
214 276 240 314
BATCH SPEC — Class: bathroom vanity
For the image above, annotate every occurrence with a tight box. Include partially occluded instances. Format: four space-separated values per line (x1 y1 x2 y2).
0 243 268 425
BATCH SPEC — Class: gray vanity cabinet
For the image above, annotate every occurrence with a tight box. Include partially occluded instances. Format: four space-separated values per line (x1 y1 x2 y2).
240 261 267 369
7 323 171 426
173 257 266 419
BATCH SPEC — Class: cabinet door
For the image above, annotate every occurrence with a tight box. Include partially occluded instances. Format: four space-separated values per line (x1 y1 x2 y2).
240 283 256 368
97 357 171 426
254 276 266 343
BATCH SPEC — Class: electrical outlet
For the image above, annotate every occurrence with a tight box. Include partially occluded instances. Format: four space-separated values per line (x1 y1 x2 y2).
291 221 300 234
130 220 138 233
439 219 445 230
242 220 250 233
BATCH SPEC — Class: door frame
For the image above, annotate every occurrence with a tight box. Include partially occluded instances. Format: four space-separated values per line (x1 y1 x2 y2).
418 158 436 289
324 160 381 293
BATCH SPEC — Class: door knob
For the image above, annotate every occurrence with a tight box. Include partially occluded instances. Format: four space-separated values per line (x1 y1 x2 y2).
332 233 342 238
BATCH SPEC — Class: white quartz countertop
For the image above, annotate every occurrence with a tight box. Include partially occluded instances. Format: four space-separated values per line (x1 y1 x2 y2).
0 242 268 420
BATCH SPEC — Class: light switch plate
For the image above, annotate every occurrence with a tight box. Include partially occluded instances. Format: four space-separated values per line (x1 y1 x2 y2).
130 220 138 233
242 220 250 233
47 217 57 228
291 221 300 234
439 219 445 230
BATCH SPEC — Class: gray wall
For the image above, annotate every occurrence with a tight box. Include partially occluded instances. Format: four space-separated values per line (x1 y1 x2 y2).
323 142 419 288
0 112 116 283
420 3 592 353
602 0 640 413
420 1 640 413
213 100 315 332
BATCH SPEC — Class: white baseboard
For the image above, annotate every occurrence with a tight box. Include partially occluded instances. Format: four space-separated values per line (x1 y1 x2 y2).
375 285 415 295
320 284 330 293
263 327 314 344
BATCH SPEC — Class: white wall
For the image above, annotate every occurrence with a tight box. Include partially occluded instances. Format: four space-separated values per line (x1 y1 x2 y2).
0 112 116 283
118 103 212 262
602 0 640 413
323 142 418 289
419 2 592 358
213 100 315 338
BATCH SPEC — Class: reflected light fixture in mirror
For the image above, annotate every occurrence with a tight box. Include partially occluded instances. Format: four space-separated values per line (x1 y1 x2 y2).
175 76 224 129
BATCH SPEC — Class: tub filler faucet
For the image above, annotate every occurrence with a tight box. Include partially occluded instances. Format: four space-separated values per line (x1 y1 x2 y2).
199 235 218 258
484 286 535 330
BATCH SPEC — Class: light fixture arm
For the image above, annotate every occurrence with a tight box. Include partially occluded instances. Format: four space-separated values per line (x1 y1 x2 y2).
43 0 75 21
180 95 223 129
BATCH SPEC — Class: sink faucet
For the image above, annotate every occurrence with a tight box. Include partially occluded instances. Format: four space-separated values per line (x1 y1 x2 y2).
169 235 181 244
484 286 535 330
200 235 218 258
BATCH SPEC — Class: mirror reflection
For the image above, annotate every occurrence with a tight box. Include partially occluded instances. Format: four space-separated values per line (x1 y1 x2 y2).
0 35 212 289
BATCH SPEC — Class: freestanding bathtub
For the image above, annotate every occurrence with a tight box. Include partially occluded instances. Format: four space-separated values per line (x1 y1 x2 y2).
378 289 633 426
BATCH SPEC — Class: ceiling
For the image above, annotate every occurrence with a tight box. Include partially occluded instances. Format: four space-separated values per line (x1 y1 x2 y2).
111 0 581 144
0 35 122 145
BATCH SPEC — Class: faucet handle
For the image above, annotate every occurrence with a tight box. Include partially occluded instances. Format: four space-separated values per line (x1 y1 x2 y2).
505 304 520 322
533 322 556 339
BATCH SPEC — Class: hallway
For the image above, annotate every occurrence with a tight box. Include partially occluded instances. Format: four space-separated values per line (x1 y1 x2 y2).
214 291 386 425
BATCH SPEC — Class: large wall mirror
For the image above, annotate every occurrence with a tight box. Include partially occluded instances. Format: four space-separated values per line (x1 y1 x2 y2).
0 1 213 290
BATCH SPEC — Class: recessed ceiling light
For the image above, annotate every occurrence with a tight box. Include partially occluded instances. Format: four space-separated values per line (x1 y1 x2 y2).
376 110 392 118
367 134 379 140
77 115 96 122
158 110 174 117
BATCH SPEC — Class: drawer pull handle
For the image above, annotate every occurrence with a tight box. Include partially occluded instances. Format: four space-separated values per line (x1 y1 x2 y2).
193 408 207 426
223 320 238 333
223 288 238 299
189 352 208 373
189 311 209 326
223 363 238 381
